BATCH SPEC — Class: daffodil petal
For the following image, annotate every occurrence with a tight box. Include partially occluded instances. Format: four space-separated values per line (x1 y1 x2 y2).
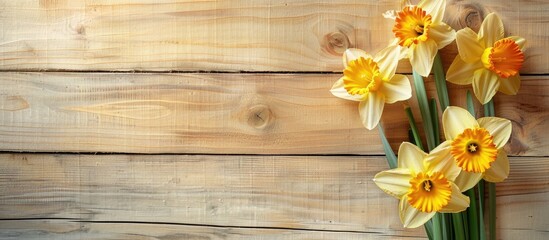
483 150 510 182
477 117 512 149
382 74 412 104
439 182 470 213
498 74 521 95
442 106 479 141
429 23 456 49
400 196 436 228
374 44 400 80
343 48 372 68
446 55 483 85
330 77 363 101
358 92 385 130
425 141 461 182
418 0 445 23
473 69 500 104
456 28 484 63
454 170 483 192
398 43 410 60
398 142 427 173
508 36 526 51
410 39 437 77
374 168 412 199
479 13 505 48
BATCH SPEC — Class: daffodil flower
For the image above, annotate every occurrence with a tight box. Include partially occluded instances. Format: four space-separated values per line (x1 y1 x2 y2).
330 45 412 130
385 0 456 77
447 13 526 104
441 106 512 191
374 142 470 228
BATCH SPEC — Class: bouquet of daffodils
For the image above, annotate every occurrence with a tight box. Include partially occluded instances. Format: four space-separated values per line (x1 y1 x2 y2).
330 0 525 239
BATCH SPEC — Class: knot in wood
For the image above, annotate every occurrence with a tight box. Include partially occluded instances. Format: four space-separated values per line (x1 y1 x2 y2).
459 4 485 32
323 32 350 56
247 104 273 130
75 24 86 36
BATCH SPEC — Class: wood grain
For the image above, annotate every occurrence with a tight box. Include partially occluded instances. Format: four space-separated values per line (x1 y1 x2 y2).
0 0 546 72
1 154 548 239
0 220 423 240
0 73 546 155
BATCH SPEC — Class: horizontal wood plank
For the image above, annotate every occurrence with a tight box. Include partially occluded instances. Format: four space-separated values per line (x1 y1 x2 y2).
0 73 546 155
0 154 547 239
0 220 423 240
0 0 546 72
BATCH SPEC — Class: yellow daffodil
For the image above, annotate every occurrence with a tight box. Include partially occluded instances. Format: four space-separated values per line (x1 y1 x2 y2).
374 142 469 228
384 0 456 76
447 13 526 104
441 106 512 191
330 45 412 130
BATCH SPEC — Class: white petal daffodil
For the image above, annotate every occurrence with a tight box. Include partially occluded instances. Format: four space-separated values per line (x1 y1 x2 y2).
330 45 412 130
447 13 526 104
441 106 512 191
385 0 456 77
374 142 470 228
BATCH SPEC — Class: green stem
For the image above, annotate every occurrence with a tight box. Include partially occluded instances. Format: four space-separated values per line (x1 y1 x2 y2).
462 211 470 240
440 213 450 240
484 99 495 117
432 213 443 240
484 98 496 240
466 91 475 116
478 180 486 240
412 71 436 151
433 52 450 110
424 220 434 240
466 188 479 240
430 98 440 146
442 213 456 240
489 183 496 240
452 213 466 240
405 106 425 151
378 123 397 169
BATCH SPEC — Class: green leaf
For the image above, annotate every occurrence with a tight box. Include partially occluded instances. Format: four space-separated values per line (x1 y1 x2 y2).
484 99 495 117
483 97 496 240
452 213 466 240
478 180 486 240
488 183 496 240
413 71 436 151
433 52 450 110
430 98 440 146
466 188 479 240
405 106 425 151
432 213 443 240
466 90 476 117
378 124 397 169
424 220 434 240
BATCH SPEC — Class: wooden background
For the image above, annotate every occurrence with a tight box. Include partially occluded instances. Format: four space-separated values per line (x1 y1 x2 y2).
0 0 547 239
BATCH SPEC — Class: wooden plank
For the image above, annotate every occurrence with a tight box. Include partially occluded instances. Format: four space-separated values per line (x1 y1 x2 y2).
0 154 424 237
0 220 424 240
0 154 547 239
0 0 546 72
0 154 549 236
0 73 546 155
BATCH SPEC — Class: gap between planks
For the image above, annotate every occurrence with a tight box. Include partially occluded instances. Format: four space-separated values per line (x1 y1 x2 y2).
0 150 546 158
0 70 547 76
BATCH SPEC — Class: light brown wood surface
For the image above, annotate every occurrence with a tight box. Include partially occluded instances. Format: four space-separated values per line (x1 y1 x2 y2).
0 220 423 240
0 0 548 239
0 73 546 156
1 154 548 239
0 0 546 72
